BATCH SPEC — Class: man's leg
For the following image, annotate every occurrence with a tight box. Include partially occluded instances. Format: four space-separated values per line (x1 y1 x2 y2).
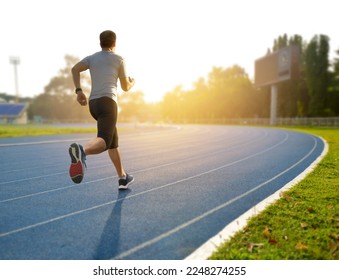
108 147 134 189
108 147 126 178
84 137 106 155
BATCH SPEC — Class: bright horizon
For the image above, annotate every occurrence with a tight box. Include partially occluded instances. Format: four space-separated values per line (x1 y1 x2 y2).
0 0 338 103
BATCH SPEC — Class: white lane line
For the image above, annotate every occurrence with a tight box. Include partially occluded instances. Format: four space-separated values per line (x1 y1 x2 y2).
0 155 112 176
0 138 92 147
0 130 269 202
0 177 115 203
115 135 321 260
0 171 67 186
0 163 109 186
0 131 287 238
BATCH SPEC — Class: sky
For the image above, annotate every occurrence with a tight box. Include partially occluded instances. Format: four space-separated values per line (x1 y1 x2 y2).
0 0 338 102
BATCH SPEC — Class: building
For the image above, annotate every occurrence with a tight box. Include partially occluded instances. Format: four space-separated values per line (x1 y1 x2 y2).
0 103 28 124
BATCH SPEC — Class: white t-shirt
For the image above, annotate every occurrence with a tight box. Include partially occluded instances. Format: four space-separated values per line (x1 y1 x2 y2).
81 50 128 102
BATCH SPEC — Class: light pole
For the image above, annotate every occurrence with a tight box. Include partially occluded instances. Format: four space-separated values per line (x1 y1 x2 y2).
9 56 20 103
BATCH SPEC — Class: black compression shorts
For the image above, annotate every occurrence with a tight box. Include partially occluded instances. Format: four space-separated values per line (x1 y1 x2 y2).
89 97 118 150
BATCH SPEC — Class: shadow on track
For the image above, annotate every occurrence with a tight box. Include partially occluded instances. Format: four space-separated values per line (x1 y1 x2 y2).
94 189 131 259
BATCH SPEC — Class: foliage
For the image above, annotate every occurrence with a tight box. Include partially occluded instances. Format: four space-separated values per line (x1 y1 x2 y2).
27 55 92 122
161 65 268 123
305 35 331 116
328 48 339 115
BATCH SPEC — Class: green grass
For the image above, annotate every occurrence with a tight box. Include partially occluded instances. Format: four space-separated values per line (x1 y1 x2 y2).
210 127 339 260
0 124 97 138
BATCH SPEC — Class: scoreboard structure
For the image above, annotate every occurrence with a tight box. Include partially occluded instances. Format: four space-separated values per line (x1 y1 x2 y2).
254 45 300 125
255 45 300 87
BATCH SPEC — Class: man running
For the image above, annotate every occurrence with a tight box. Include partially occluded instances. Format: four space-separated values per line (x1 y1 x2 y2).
69 30 135 189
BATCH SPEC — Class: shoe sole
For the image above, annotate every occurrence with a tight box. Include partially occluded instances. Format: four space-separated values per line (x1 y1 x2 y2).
69 143 84 184
118 177 135 190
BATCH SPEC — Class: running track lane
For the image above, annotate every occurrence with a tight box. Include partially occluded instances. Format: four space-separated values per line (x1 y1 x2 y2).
0 125 325 259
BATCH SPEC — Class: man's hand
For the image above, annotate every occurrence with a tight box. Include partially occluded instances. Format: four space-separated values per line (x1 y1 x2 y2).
120 76 135 91
76 91 88 106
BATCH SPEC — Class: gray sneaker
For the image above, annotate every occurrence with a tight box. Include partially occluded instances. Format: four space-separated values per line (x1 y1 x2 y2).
118 174 134 190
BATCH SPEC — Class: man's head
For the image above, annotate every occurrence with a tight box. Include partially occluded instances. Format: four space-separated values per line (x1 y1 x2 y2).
100 30 116 49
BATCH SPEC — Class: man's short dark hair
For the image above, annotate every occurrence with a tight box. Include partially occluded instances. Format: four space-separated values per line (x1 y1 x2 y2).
100 30 116 48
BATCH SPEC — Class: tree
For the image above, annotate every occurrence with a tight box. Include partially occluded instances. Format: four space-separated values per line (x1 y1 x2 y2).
186 77 209 122
334 48 339 79
161 85 185 122
161 65 261 123
328 48 339 115
305 35 330 116
118 91 147 122
28 55 92 122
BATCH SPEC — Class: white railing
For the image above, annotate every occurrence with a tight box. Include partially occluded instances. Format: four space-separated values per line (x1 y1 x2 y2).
190 117 339 127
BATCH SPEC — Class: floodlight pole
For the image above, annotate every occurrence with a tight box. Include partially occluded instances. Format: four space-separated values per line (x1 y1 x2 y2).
9 56 20 103
270 84 277 126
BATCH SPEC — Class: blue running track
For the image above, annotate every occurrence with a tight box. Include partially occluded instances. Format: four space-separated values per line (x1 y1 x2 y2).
0 125 325 259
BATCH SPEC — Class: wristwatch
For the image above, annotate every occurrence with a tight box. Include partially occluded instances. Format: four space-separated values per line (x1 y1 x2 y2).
75 88 82 94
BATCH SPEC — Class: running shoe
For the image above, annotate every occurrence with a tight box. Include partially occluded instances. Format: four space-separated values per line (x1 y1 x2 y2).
118 173 134 190
69 143 86 184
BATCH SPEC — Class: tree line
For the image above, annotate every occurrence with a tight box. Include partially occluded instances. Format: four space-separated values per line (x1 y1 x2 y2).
24 34 339 123
161 34 339 123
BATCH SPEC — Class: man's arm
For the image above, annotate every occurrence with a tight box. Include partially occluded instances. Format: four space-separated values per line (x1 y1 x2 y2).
120 76 135 92
71 62 89 89
71 62 89 106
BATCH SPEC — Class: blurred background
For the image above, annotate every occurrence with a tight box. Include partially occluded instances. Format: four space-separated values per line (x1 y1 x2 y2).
1 0 338 126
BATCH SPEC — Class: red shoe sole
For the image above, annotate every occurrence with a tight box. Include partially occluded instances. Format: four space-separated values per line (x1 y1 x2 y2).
69 161 84 184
